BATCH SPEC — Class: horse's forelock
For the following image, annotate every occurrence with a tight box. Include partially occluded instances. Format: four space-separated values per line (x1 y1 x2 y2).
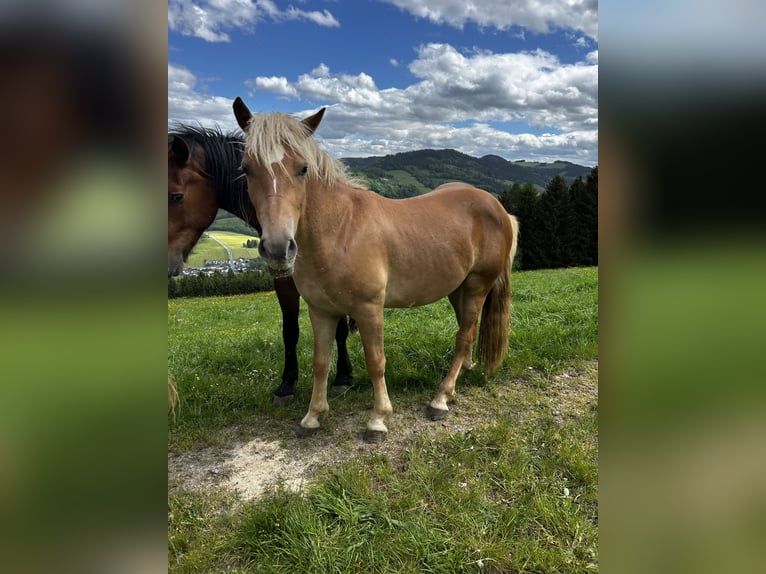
243 112 357 187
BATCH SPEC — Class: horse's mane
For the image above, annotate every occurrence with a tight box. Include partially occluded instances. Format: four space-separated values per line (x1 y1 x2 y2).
242 112 362 188
168 124 258 227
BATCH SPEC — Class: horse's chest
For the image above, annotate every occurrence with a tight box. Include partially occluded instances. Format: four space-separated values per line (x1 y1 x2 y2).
293 265 347 310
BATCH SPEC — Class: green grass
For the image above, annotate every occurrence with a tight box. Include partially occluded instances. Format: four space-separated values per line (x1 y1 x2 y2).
230 413 596 573
209 231 260 258
168 267 598 573
186 231 259 268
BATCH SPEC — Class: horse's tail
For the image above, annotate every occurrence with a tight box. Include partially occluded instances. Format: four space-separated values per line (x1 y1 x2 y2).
477 215 519 375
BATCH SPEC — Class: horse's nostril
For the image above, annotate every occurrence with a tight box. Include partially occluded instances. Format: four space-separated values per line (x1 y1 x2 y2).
287 238 298 259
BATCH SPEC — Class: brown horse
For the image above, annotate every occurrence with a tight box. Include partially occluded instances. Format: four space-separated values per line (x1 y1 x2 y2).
233 99 519 442
168 125 354 403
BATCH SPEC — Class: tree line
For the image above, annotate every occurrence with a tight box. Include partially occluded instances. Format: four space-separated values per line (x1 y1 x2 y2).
168 269 273 298
500 167 597 271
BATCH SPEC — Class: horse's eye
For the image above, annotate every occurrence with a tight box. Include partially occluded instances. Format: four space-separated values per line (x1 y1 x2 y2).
240 163 249 175
297 164 308 177
169 193 184 205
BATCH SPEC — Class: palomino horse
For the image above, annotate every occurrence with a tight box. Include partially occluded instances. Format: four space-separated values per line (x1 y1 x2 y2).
168 125 354 403
233 98 519 442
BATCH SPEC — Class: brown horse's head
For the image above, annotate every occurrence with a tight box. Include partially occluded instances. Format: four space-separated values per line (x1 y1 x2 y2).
167 134 219 277
233 97 326 278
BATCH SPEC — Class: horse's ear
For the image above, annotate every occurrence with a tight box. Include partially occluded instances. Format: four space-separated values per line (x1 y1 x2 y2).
302 107 325 135
233 97 252 131
169 135 190 164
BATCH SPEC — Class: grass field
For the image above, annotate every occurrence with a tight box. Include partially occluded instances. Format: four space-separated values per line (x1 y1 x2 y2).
168 267 598 573
185 231 259 268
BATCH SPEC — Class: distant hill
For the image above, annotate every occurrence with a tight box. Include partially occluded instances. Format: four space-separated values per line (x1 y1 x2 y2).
209 148 595 226
208 210 259 235
342 149 593 198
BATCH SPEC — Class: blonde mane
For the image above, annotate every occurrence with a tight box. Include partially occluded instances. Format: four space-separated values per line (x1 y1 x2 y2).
242 112 362 188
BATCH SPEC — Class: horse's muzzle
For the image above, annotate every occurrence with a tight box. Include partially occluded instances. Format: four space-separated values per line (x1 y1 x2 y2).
259 236 297 277
168 250 184 278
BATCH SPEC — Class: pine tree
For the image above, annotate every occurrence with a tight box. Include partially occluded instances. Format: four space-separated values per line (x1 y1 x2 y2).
568 177 590 265
499 182 522 213
584 167 598 265
501 181 545 270
538 175 575 268
568 169 598 267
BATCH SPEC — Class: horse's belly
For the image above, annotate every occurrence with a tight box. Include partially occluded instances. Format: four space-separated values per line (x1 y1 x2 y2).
384 274 463 308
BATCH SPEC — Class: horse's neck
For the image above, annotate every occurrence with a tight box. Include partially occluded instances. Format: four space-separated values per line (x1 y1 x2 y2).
298 180 355 243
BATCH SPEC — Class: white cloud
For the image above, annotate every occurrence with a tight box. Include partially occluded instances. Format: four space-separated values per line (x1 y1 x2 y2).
250 76 299 98
246 68 384 107
168 63 239 129
168 0 339 42
241 42 597 163
286 6 339 27
169 41 598 165
378 0 598 39
406 44 597 132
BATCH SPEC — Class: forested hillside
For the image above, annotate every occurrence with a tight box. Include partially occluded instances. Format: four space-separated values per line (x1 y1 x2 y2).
208 210 259 234
342 148 591 198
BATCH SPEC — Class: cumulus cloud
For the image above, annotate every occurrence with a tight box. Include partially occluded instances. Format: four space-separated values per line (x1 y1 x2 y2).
378 0 598 39
407 44 597 130
168 0 339 42
246 65 385 107
242 42 597 162
168 63 239 128
169 41 598 164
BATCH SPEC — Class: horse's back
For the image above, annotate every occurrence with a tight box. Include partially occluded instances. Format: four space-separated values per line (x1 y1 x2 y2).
424 182 513 238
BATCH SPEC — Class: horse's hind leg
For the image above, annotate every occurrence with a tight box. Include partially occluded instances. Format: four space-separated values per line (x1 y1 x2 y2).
428 279 487 420
272 277 301 405
331 316 353 391
448 289 476 371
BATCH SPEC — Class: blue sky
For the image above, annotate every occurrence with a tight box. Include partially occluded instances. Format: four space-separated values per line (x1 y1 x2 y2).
169 1 598 166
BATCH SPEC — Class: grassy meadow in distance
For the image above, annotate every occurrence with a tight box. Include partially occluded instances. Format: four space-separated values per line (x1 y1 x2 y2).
185 231 259 268
169 266 598 573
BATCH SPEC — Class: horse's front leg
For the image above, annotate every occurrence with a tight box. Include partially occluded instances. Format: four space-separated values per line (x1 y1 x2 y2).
272 277 301 405
355 307 392 443
331 316 353 391
298 306 340 435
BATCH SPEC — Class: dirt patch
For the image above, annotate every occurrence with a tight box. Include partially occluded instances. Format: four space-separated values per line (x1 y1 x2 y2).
169 361 598 501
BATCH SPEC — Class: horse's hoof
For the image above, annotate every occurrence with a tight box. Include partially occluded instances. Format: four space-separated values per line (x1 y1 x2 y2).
363 429 387 444
426 405 449 421
273 393 295 406
296 425 320 438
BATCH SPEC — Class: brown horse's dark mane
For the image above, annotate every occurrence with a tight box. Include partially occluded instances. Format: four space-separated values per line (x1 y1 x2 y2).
168 124 258 229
